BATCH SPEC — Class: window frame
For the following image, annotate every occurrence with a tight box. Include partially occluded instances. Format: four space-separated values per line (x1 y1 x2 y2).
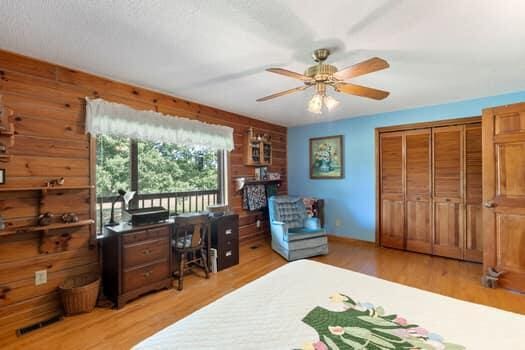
95 137 226 233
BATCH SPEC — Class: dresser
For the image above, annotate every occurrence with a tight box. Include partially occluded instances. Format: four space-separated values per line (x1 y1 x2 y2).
101 222 173 308
210 213 239 271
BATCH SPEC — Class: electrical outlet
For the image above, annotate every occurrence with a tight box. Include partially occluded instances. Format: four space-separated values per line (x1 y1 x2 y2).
256 219 261 229
35 270 47 286
335 219 342 227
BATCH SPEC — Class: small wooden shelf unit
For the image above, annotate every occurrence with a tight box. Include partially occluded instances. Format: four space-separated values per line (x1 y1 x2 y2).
0 185 95 236
244 128 272 166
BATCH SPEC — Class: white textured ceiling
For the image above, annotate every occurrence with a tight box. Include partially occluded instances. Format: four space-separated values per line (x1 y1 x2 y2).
1 0 525 126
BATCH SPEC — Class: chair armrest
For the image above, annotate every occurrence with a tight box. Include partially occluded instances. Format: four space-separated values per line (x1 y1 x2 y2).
270 221 289 241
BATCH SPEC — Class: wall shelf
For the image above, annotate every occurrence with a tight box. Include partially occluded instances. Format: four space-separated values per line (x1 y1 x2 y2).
235 178 281 191
0 219 95 237
0 185 94 193
0 129 14 137
243 179 281 186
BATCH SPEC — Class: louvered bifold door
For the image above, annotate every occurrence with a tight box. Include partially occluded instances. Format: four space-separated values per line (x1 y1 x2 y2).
379 132 405 249
464 123 483 263
432 125 465 259
405 129 432 254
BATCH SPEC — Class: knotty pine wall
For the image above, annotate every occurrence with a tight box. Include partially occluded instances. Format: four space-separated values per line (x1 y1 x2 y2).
0 49 286 341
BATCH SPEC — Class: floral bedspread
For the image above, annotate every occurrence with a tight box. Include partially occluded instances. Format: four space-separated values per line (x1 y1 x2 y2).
299 293 465 350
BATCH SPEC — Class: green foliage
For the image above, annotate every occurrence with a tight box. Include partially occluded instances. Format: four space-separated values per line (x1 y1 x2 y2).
96 135 130 196
96 135 218 196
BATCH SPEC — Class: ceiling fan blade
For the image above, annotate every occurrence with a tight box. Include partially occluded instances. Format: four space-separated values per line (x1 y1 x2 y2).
335 83 390 100
256 86 310 102
266 68 311 81
334 57 389 80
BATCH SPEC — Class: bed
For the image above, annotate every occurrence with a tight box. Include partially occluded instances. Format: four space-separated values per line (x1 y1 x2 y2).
133 260 524 349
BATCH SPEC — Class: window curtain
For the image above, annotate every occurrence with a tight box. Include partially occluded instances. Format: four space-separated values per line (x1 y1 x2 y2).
85 98 234 151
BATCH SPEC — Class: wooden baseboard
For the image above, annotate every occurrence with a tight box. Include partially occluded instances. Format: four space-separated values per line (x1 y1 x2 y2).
327 234 376 246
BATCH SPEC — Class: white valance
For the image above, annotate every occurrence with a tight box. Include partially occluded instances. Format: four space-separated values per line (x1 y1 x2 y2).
85 98 234 151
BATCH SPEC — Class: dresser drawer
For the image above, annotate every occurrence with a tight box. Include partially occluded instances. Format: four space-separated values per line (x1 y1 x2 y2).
122 226 170 244
122 261 169 293
123 237 169 268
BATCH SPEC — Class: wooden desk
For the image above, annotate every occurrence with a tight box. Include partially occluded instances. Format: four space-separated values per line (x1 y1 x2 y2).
101 221 173 308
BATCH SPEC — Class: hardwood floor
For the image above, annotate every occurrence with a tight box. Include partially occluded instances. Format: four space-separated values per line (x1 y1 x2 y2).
4 237 524 350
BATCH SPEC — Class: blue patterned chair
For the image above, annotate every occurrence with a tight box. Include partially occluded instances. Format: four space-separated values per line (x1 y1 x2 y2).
268 196 328 261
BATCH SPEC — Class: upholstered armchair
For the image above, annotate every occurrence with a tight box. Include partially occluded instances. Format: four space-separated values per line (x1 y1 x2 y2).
268 196 328 261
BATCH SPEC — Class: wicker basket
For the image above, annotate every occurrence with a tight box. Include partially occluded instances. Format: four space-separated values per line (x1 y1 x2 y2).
59 274 100 315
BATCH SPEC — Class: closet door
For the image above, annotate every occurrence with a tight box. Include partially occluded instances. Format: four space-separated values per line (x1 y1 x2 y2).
380 132 405 249
432 125 464 259
464 123 483 262
483 103 525 292
405 129 432 254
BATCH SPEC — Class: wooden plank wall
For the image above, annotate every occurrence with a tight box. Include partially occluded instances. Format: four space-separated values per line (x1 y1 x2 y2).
0 49 287 342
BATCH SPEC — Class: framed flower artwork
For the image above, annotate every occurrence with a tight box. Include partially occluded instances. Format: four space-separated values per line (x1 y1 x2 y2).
309 135 344 179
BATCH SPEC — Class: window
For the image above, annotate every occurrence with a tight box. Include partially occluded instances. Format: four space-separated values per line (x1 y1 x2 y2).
96 135 131 197
96 135 224 232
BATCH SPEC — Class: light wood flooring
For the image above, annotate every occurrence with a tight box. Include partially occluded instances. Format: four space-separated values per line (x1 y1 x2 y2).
4 237 525 350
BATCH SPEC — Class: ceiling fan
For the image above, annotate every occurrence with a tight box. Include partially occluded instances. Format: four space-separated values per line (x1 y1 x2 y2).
256 48 390 114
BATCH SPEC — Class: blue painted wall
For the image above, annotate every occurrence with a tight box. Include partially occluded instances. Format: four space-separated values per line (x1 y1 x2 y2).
288 91 525 241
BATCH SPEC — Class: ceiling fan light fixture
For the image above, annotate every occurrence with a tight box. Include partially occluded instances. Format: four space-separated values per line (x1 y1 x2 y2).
323 95 340 111
257 49 390 111
308 93 323 114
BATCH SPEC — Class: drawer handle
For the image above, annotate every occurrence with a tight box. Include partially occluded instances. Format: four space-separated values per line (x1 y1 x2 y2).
143 271 152 278
142 249 151 255
225 229 232 235
225 250 232 257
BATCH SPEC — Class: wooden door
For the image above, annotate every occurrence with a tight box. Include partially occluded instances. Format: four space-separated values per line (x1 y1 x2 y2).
405 129 432 254
432 125 464 259
464 123 483 262
483 103 525 292
380 132 405 249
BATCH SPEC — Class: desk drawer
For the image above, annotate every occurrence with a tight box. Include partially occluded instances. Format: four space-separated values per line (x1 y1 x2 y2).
122 226 170 244
217 239 239 271
217 217 239 241
123 238 169 268
218 236 237 252
122 261 169 293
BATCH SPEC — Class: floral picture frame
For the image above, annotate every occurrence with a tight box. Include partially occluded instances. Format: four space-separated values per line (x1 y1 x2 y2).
309 135 344 179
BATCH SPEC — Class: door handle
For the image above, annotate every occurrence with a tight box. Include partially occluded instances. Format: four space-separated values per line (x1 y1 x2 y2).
484 201 496 208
